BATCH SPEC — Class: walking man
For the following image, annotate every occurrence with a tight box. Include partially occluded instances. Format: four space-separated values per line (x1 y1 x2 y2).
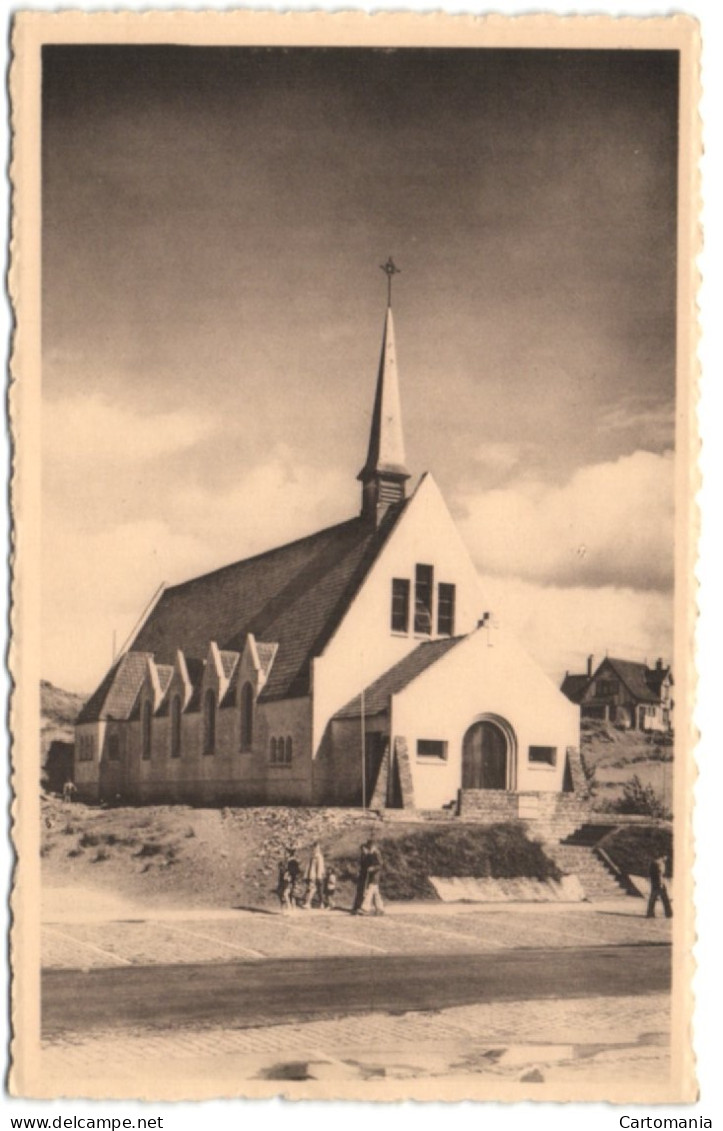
646 853 672 919
352 839 371 913
359 836 384 916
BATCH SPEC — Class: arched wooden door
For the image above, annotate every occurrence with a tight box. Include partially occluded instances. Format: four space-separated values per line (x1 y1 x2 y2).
462 720 509 790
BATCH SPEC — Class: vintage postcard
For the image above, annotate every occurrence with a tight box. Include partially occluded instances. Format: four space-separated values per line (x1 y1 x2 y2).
10 9 700 1104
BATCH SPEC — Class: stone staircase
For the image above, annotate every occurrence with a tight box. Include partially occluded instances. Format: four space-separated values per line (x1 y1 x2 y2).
545 824 635 901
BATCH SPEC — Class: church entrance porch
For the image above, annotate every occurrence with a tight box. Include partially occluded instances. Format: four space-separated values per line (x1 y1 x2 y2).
461 717 515 791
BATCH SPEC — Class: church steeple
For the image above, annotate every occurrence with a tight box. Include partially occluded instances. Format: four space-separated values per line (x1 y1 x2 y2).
358 259 411 524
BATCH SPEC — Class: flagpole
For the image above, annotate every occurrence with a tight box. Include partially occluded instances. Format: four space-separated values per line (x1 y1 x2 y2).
361 684 366 810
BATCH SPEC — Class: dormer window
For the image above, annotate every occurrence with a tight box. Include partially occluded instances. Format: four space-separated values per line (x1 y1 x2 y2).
414 564 433 634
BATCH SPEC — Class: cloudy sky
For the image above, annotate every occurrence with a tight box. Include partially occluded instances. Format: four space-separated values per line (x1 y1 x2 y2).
41 45 678 693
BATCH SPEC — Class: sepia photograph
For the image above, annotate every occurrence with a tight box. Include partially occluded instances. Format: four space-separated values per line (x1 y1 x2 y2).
10 10 700 1105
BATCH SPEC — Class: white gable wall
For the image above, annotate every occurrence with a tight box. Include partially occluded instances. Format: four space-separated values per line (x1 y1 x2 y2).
391 627 581 809
311 474 488 755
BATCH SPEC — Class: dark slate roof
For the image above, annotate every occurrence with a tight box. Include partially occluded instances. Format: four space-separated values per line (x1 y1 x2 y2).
130 505 407 702
334 636 465 719
560 674 590 704
645 667 672 695
184 657 206 713
77 652 151 724
603 658 661 704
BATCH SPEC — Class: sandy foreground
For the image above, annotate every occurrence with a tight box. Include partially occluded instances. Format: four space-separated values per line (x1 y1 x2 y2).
33 881 673 1099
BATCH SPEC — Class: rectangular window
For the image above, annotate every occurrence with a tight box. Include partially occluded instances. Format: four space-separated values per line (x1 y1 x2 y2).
107 734 120 761
437 583 456 635
414 564 433 634
77 735 92 762
417 739 448 760
596 679 619 697
391 578 410 633
528 746 557 766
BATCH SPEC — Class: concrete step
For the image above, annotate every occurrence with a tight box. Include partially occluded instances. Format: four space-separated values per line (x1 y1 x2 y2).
545 842 630 901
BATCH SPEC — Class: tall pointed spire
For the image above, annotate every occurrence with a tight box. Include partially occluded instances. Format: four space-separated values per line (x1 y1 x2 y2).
358 259 410 523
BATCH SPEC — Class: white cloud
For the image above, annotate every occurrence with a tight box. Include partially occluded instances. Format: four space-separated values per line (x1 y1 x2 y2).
175 446 351 562
456 449 674 592
596 396 675 450
479 575 673 685
43 395 215 466
471 441 525 473
42 448 352 692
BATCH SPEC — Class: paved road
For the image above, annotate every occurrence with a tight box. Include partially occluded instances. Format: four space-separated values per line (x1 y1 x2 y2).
43 943 670 1038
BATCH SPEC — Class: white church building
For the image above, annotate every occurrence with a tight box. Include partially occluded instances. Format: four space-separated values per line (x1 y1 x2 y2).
75 276 582 813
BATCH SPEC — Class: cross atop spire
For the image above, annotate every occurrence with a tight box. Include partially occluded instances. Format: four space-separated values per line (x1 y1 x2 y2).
380 256 401 307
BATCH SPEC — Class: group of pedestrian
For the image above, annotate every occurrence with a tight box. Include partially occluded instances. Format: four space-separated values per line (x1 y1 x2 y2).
275 835 385 915
276 841 337 912
277 841 668 919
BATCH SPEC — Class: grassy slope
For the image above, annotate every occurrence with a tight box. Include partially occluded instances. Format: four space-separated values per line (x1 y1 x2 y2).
41 679 87 756
581 719 674 808
332 825 562 900
600 825 673 877
41 797 561 908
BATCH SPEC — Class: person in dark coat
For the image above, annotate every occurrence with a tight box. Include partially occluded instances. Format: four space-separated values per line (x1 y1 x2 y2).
646 854 672 918
359 837 384 915
352 839 371 913
277 846 301 912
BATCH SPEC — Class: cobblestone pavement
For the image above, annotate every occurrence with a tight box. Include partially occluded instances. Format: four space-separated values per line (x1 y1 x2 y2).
42 900 672 969
41 992 670 1093
39 895 672 1096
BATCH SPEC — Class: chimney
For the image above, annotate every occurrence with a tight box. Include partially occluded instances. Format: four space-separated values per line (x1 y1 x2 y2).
656 657 663 671
587 654 594 677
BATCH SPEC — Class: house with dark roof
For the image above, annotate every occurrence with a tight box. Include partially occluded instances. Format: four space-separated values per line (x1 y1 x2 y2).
75 290 581 811
561 655 673 732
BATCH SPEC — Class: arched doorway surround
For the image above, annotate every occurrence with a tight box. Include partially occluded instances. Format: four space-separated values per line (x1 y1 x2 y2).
461 715 517 791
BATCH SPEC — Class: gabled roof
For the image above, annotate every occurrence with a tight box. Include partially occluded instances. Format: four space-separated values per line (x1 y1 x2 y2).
256 642 278 679
157 664 174 700
77 652 151 724
129 503 408 702
602 658 661 704
560 673 590 704
645 666 672 695
334 636 464 719
219 650 239 680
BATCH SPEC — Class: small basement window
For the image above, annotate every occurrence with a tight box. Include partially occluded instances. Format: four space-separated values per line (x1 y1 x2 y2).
528 746 557 766
417 739 448 761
